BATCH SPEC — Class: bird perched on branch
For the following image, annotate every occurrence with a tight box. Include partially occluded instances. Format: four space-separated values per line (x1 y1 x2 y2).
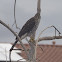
10 0 41 52
16 0 41 42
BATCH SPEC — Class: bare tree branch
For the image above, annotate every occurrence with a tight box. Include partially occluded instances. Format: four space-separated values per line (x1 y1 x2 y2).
36 25 61 42
12 0 20 30
37 26 52 43
37 0 41 13
38 36 62 42
0 20 29 58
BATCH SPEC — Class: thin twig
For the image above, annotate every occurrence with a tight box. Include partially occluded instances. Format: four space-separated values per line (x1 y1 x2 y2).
37 26 53 41
9 51 11 62
12 0 20 30
5 48 7 62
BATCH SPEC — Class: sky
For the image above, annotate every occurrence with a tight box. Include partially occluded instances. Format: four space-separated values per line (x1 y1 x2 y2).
0 0 62 45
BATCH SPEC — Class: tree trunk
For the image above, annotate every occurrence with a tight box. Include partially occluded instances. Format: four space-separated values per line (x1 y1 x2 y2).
27 41 36 62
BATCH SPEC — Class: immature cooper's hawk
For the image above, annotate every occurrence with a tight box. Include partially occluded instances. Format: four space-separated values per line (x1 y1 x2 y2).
10 0 41 51
16 13 41 41
16 0 41 42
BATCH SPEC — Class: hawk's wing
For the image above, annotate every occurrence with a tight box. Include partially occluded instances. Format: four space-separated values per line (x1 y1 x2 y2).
18 17 35 37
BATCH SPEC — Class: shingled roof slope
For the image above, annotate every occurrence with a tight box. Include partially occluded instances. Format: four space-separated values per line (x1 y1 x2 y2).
15 44 62 62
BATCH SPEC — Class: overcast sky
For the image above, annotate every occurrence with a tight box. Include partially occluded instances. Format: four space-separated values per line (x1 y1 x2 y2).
0 0 62 45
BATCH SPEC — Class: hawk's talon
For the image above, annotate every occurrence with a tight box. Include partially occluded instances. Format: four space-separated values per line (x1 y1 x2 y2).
30 38 35 42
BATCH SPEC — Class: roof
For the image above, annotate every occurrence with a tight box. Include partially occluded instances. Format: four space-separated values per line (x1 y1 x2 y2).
0 43 26 62
15 44 62 62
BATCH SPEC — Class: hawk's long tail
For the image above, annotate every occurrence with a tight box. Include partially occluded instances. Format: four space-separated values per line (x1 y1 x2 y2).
10 40 18 51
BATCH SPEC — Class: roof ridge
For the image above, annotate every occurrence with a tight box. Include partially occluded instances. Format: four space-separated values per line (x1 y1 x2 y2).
39 44 62 47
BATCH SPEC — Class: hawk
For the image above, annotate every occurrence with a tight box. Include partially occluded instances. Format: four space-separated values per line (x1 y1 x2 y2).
16 0 41 42
16 13 41 41
10 0 41 51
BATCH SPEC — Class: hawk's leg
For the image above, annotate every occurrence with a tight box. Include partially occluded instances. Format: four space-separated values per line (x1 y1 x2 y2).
29 32 36 42
30 37 35 42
